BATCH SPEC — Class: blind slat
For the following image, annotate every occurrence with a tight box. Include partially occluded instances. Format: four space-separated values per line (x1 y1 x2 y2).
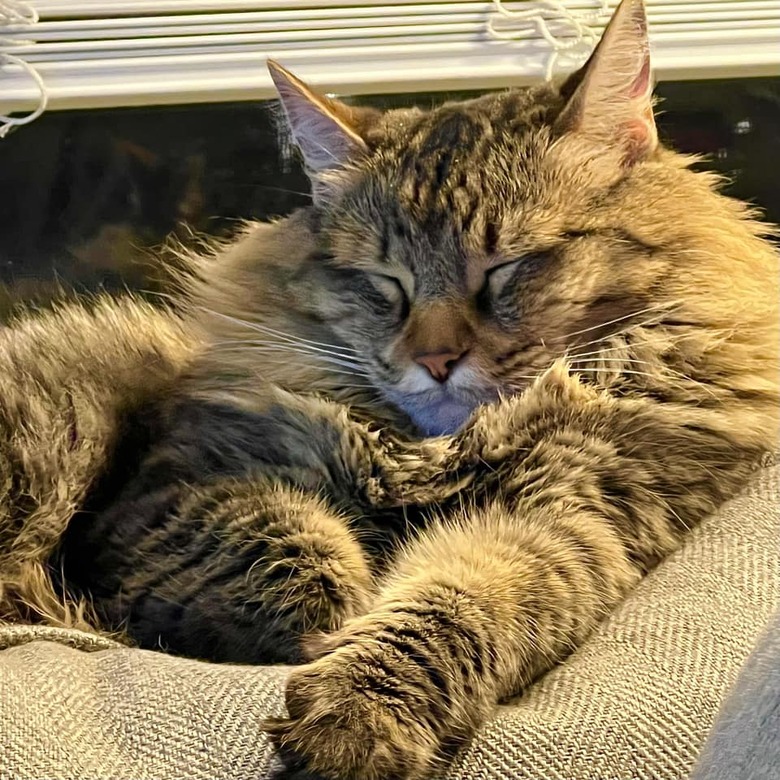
22 1 780 26
5 5 777 42
2 1 778 116
6 20 777 62
34 0 483 16
31 0 780 15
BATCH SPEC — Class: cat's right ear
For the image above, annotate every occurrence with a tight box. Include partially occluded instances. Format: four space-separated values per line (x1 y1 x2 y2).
268 60 374 178
555 0 657 168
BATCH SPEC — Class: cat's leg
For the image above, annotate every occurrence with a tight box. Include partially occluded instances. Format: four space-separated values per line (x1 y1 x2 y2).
265 497 638 780
62 389 418 663
68 477 374 664
266 364 774 779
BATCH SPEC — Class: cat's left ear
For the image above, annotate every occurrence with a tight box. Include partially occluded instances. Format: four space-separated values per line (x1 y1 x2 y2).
556 0 657 166
268 60 377 175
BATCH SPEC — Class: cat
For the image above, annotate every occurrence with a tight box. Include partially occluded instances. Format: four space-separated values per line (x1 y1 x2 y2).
0 1 778 779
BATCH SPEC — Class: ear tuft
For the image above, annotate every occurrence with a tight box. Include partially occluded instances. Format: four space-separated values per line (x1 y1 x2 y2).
557 0 657 166
267 59 368 174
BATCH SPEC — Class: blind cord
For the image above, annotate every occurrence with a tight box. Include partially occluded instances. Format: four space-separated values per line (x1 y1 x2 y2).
489 0 608 81
0 1 605 137
0 0 48 138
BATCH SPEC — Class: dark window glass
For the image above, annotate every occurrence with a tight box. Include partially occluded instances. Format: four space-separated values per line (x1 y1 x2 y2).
0 77 778 318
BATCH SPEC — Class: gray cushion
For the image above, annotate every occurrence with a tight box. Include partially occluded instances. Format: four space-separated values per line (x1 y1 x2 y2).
1 459 777 780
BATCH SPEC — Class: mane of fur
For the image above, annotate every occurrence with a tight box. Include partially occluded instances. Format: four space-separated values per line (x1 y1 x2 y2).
0 73 778 643
1 146 777 631
0 298 196 627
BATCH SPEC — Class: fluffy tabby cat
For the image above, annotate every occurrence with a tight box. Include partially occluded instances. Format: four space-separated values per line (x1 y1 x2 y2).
0 1 778 778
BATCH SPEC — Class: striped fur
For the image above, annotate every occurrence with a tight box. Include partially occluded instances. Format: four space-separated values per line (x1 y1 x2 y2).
0 2 778 779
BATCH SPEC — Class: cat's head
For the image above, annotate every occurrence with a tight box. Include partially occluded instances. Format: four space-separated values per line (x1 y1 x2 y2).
268 0 665 436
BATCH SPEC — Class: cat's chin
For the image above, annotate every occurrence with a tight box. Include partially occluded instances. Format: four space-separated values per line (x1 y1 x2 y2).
402 397 477 438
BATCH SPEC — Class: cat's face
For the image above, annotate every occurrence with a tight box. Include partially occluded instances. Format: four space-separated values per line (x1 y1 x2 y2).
271 0 662 435
315 100 579 435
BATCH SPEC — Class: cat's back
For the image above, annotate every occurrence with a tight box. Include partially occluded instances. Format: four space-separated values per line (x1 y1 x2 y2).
0 296 198 625
0 296 195 397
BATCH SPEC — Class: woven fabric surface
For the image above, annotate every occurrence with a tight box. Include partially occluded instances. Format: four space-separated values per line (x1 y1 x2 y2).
1 460 778 780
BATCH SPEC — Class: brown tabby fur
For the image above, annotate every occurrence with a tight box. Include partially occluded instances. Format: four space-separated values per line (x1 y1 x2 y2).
0 299 195 627
0 2 778 778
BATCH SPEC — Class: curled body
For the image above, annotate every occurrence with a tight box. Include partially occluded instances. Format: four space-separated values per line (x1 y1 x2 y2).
0 1 778 778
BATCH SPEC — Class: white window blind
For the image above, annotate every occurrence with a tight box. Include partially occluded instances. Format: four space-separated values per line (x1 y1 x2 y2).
1 1 779 128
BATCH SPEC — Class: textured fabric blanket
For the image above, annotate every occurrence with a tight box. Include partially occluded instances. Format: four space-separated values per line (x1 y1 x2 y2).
1 459 778 780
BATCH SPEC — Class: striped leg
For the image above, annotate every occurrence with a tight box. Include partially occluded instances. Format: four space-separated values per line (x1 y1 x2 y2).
266 498 640 780
69 477 374 664
265 362 767 779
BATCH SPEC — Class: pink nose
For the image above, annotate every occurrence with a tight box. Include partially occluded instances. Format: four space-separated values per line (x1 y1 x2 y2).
414 350 466 383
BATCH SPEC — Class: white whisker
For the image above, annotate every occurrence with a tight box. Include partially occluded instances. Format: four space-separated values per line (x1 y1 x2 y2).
201 308 361 357
212 337 367 365
569 367 665 380
563 313 688 355
225 320 361 356
555 301 683 344
567 329 703 361
568 356 654 365
568 357 721 399
212 344 371 376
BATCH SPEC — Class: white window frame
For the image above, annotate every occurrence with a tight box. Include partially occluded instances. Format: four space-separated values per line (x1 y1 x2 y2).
1 1 778 123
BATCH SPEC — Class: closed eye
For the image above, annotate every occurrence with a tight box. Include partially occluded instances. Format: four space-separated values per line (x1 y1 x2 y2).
481 253 550 300
369 273 410 319
482 258 524 298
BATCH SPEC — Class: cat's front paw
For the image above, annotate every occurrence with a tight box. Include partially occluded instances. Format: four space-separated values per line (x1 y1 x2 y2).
376 435 475 507
264 651 441 780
